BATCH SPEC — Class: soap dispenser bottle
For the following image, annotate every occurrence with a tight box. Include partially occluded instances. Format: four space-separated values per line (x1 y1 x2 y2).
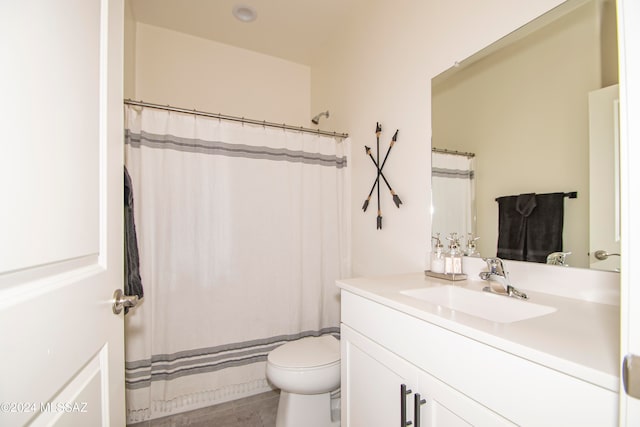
464 233 480 257
430 233 445 274
445 233 463 275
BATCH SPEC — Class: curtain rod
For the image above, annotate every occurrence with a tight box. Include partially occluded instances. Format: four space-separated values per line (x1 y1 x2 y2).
123 99 349 139
432 147 475 158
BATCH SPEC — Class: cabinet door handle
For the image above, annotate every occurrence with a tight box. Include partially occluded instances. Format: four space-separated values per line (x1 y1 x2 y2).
400 384 413 426
414 393 427 427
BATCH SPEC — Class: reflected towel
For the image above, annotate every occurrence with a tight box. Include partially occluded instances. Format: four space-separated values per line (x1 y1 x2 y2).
124 166 143 312
496 194 530 261
497 192 564 263
525 192 564 263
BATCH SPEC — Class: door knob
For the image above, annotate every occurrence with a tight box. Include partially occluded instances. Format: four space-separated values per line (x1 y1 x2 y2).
594 250 621 260
623 354 640 399
112 289 139 314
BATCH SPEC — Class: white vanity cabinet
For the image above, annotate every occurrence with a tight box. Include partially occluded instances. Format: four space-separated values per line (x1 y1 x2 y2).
342 324 511 426
339 287 619 426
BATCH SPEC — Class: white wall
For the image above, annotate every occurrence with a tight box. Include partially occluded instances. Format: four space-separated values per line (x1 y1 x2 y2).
132 23 311 126
311 0 566 277
124 0 136 99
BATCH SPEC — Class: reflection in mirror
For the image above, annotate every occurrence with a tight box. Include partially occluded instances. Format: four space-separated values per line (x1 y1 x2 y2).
431 149 476 252
431 0 619 271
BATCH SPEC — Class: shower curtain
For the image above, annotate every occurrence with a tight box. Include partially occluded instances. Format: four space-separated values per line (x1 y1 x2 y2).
431 152 475 240
123 105 351 423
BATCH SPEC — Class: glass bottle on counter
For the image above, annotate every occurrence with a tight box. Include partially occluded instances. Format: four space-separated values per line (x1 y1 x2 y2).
444 233 463 275
464 233 480 257
430 233 445 274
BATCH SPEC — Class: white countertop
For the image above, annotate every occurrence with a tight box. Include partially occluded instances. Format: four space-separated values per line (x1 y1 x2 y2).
337 272 620 392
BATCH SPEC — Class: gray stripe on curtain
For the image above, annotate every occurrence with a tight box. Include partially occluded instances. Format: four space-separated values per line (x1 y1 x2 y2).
432 167 474 179
125 130 348 168
125 328 340 389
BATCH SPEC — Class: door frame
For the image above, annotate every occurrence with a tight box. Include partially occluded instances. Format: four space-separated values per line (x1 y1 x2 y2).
617 0 640 423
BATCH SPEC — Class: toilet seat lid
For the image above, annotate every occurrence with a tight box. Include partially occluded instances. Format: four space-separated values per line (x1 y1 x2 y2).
268 335 340 369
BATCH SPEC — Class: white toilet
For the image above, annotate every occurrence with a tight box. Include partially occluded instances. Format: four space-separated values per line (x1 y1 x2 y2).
266 335 341 427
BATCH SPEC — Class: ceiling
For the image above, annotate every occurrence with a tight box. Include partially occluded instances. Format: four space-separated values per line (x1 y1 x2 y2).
128 0 368 65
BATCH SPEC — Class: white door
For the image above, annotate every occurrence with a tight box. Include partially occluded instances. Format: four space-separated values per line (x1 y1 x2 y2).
588 84 621 271
618 0 640 424
0 1 125 426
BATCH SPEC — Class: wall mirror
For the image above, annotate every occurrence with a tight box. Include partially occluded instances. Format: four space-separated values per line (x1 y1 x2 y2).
431 0 620 272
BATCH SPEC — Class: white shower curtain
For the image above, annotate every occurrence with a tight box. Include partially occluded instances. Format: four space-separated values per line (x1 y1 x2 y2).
431 152 475 241
123 105 351 423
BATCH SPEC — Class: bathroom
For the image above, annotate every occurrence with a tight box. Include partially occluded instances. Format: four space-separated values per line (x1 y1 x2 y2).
1 0 639 426
120 0 634 424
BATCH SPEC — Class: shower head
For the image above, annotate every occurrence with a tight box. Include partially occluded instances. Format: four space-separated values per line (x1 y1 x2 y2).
311 110 330 125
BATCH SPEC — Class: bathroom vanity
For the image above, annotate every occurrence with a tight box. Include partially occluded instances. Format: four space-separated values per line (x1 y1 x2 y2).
337 272 619 426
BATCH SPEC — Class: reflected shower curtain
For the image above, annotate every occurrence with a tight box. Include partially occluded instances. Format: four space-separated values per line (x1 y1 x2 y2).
123 105 351 423
431 152 475 239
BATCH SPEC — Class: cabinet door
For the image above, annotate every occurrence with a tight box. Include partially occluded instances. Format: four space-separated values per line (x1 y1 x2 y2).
416 370 514 427
342 325 417 427
342 324 513 427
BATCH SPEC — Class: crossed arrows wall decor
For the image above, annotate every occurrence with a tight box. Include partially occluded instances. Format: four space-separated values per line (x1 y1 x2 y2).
362 122 402 229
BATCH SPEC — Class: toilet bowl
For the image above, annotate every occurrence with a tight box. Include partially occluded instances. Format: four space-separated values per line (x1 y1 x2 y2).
266 335 341 427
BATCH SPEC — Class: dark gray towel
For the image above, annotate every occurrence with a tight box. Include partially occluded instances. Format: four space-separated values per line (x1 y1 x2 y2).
124 166 143 312
496 194 532 261
525 192 564 262
496 192 564 263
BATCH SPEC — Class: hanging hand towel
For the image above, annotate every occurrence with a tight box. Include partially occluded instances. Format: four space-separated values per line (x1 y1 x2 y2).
524 192 564 263
124 166 143 312
496 193 536 261
497 192 564 263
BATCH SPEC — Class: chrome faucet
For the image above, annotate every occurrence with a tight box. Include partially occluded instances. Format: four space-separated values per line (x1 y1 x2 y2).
546 251 571 266
479 257 528 299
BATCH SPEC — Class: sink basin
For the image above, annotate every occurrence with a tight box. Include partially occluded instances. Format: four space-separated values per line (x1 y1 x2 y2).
400 286 556 323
